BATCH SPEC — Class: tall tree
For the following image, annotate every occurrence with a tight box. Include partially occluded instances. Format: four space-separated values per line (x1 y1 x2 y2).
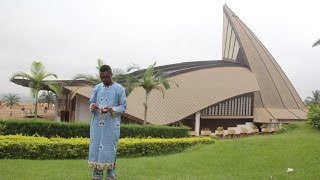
73 59 125 85
312 39 320 47
305 90 320 105
130 62 178 125
73 59 140 96
2 93 20 109
38 91 57 108
114 63 141 96
10 61 61 118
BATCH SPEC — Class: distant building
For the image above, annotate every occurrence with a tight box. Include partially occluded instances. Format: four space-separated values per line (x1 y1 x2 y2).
12 5 306 135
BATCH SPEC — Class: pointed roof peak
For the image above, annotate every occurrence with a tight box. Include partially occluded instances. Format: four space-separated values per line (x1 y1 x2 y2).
221 4 305 110
223 4 238 18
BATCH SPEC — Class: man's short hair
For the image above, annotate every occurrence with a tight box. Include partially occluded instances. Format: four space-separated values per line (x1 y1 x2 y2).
99 65 112 73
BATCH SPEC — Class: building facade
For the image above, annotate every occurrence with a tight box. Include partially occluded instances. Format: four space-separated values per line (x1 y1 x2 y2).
12 5 306 135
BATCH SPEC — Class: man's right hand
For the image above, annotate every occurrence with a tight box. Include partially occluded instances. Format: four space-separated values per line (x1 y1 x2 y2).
90 103 99 112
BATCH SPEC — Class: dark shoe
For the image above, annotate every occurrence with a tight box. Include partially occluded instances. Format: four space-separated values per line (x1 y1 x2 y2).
92 176 102 180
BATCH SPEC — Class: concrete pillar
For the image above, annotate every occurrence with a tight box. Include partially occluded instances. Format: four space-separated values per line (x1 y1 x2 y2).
54 99 60 122
195 112 201 136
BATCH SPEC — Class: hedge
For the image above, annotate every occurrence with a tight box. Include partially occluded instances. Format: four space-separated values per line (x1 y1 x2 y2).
0 135 215 159
0 119 190 138
307 105 320 130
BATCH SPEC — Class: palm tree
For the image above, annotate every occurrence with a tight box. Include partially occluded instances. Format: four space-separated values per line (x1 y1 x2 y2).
73 59 141 96
10 61 61 118
130 62 178 125
74 59 126 85
312 39 320 47
2 93 20 109
113 63 142 96
73 59 103 85
38 91 57 109
305 90 320 105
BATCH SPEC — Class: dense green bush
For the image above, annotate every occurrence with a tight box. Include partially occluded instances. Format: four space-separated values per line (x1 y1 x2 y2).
307 105 320 130
0 119 89 138
0 119 190 138
0 135 215 159
120 124 190 138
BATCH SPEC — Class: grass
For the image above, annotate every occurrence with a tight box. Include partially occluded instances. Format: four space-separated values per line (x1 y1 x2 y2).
1 122 320 180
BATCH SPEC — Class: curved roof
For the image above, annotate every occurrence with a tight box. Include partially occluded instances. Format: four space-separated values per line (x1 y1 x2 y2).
223 5 305 111
128 60 244 78
11 78 94 91
125 66 259 125
222 5 306 122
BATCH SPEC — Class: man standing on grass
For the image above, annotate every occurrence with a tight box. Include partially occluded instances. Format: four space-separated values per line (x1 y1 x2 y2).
88 65 127 180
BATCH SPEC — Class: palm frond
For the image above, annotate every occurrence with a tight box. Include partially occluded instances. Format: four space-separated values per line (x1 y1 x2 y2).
113 68 125 76
31 61 46 78
124 75 139 95
159 77 171 89
112 68 126 82
153 86 166 98
38 91 57 104
47 82 62 96
1 93 20 108
167 80 179 88
126 63 141 72
97 59 105 70
144 62 156 79
312 39 320 47
305 90 320 105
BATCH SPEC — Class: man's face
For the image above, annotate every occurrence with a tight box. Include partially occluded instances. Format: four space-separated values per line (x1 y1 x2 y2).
100 71 113 86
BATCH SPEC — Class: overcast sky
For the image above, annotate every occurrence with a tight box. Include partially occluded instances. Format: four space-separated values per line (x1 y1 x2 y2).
0 0 319 100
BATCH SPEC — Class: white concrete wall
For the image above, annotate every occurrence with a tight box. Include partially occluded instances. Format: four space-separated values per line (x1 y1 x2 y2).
195 112 201 136
75 95 91 122
54 99 61 122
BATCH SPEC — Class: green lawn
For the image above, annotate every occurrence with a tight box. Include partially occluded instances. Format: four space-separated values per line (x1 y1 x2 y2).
1 122 320 180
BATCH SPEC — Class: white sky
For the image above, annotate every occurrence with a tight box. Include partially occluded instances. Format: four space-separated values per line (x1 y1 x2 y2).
0 0 319 100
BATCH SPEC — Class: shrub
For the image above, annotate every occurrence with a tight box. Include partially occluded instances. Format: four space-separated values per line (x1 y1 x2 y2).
120 124 190 138
307 104 320 130
0 119 190 138
0 119 89 138
0 135 215 159
0 124 5 135
216 126 224 131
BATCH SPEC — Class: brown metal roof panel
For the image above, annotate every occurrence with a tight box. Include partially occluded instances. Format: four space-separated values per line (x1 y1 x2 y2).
64 86 92 98
238 18 299 109
266 108 299 120
253 92 263 108
254 108 278 123
288 109 307 119
126 67 260 125
223 5 304 111
253 27 306 110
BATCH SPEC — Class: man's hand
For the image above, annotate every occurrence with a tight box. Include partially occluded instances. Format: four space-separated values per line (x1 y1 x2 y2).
101 106 112 113
90 103 99 112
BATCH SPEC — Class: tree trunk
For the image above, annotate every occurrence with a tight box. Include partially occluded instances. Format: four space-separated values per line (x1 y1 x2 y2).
143 93 149 125
34 91 39 118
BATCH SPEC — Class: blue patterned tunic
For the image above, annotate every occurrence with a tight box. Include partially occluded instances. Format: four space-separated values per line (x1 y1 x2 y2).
88 82 127 170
